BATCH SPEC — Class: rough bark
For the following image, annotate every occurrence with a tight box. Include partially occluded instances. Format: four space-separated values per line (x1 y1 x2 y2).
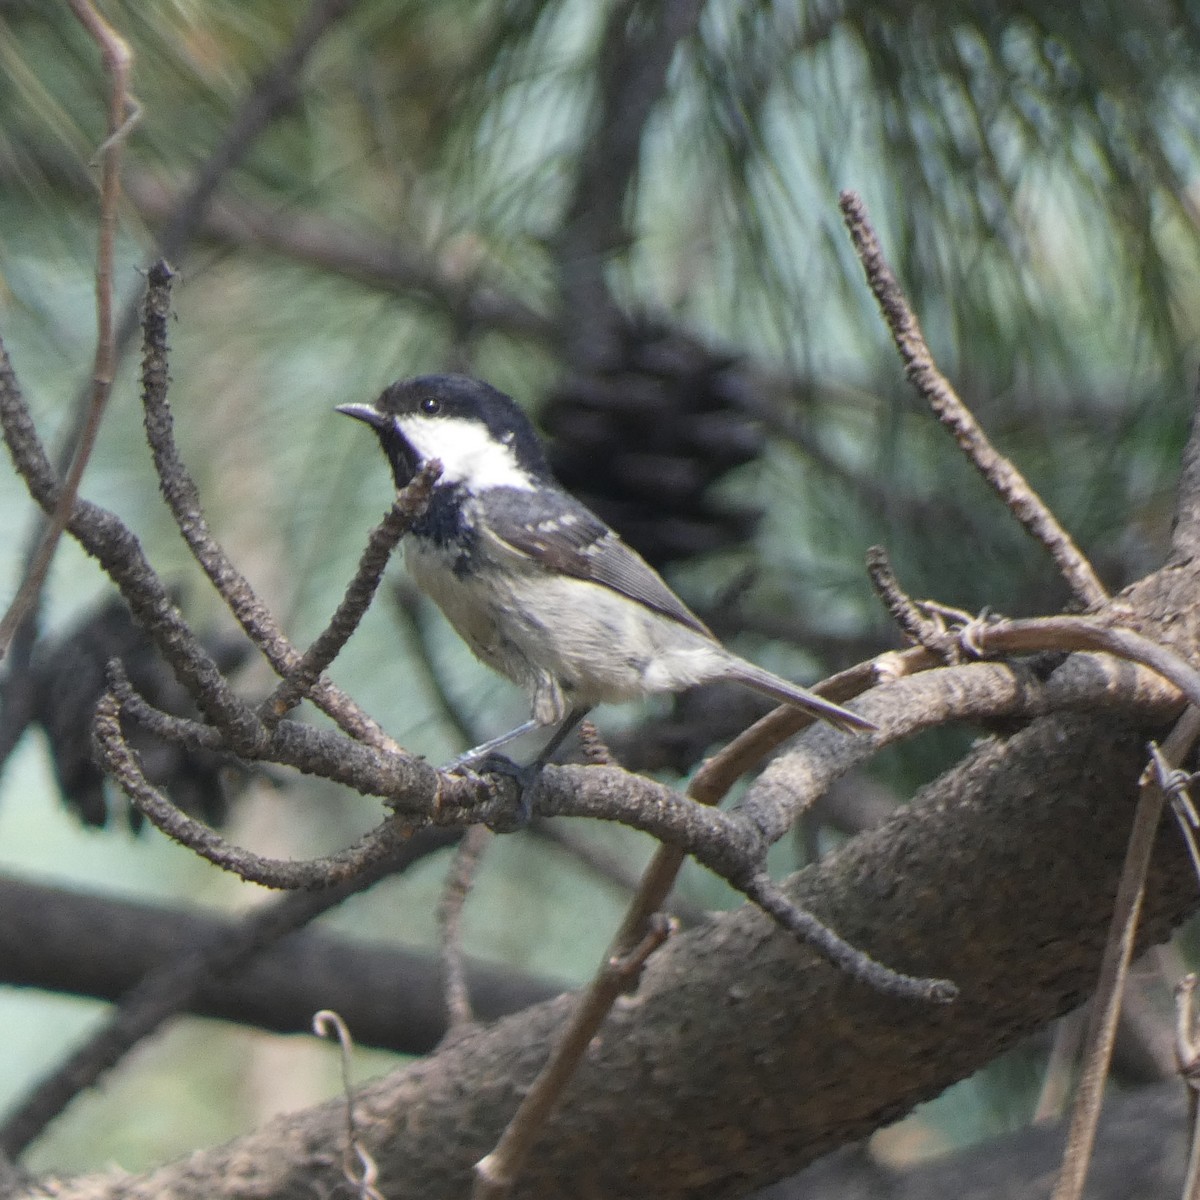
29 580 1200 1198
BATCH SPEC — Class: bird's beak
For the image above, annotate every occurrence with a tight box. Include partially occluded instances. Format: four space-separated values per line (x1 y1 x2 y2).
335 402 388 430
337 401 422 488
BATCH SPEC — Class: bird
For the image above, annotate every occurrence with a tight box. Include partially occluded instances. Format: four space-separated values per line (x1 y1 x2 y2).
337 374 874 774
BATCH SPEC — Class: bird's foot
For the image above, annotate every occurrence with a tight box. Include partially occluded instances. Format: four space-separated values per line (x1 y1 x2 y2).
448 752 542 828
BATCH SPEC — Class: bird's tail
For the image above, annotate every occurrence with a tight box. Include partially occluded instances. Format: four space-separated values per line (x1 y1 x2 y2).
722 658 876 733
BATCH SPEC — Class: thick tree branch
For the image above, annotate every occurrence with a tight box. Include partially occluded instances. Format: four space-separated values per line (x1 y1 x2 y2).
0 875 560 1046
0 834 555 1160
27 694 1199 1199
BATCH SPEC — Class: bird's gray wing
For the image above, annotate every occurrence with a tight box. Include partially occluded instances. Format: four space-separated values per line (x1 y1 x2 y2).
483 488 712 637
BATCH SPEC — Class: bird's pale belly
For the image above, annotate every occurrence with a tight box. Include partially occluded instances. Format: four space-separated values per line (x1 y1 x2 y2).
405 541 727 723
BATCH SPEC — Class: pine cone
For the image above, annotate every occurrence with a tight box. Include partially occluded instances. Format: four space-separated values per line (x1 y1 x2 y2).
29 594 249 829
542 316 764 568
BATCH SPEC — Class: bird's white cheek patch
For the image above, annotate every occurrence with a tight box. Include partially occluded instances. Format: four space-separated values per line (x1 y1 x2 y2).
394 415 535 490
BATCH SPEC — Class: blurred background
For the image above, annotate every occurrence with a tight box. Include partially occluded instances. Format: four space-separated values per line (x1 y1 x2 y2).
1 0 1199 1184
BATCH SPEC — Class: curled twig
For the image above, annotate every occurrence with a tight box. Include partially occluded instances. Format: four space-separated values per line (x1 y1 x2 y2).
0 844 431 1161
314 1010 384 1200
840 189 1108 612
93 692 411 888
105 662 226 751
1149 745 1200 887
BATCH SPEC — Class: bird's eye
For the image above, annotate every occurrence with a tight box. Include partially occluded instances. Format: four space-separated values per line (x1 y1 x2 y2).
420 396 441 415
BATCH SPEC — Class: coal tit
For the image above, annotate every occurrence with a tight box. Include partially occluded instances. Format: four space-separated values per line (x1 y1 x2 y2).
338 374 874 769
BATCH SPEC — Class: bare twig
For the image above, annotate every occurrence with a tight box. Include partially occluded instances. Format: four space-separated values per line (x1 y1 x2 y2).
260 481 439 726
865 544 962 657
1032 1009 1088 1123
741 614 1200 845
741 873 954 1002
1050 706 1200 1200
104 661 227 751
0 840 436 1160
1176 975 1200 1200
92 692 410 887
111 680 441 815
0 2 136 658
313 1011 384 1200
138 260 405 749
839 189 1108 611
972 617 1200 705
472 915 673 1199
439 825 495 1034
127 178 552 343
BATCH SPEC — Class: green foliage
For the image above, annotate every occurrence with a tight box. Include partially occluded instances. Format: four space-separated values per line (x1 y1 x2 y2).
2 0 1199 1177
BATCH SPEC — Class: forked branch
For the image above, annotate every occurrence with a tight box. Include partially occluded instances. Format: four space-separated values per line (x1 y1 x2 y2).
839 190 1108 611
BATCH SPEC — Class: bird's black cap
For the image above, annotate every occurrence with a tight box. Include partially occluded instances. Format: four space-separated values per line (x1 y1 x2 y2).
339 374 552 487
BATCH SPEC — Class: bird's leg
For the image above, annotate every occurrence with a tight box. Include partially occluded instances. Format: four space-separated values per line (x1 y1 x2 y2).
446 706 592 826
531 705 590 767
443 717 544 772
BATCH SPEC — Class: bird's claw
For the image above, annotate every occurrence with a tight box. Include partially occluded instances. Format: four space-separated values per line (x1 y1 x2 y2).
449 753 541 828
